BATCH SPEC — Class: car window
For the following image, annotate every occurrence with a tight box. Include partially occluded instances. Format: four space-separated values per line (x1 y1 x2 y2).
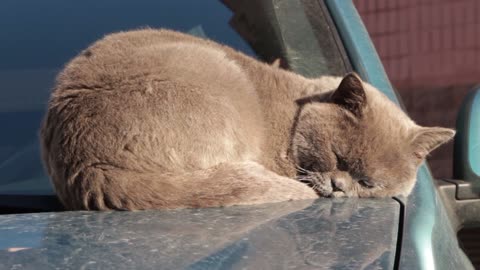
0 0 348 196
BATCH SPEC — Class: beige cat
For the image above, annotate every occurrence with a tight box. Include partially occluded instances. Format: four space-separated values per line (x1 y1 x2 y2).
41 29 454 210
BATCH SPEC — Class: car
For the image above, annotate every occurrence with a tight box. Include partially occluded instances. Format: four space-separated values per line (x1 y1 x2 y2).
0 0 478 269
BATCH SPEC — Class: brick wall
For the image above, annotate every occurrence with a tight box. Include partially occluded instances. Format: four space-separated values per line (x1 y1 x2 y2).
353 0 480 179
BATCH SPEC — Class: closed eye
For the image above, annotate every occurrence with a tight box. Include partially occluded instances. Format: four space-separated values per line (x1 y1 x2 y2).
334 152 349 172
358 178 375 189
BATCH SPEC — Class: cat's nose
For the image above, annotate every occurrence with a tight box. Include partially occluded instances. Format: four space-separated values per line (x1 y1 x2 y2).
331 178 345 192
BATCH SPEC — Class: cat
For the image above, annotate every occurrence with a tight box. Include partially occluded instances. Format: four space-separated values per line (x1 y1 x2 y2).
40 29 455 210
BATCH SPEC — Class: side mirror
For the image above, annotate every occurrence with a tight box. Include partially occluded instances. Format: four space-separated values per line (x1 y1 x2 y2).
454 87 480 189
437 87 480 230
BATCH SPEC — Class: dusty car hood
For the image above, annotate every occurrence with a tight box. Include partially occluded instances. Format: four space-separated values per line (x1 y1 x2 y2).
0 198 399 269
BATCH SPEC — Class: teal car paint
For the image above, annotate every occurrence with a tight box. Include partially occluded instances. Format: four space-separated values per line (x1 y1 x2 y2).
0 199 399 269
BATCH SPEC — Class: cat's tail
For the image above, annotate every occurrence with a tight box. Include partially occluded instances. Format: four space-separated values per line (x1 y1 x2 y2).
56 161 318 210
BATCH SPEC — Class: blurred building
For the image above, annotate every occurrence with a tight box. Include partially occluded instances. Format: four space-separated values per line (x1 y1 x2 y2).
354 0 480 179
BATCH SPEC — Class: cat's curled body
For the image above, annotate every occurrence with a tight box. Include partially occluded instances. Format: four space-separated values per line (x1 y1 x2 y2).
41 29 454 210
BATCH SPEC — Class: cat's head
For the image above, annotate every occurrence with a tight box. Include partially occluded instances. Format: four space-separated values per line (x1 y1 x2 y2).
292 73 455 198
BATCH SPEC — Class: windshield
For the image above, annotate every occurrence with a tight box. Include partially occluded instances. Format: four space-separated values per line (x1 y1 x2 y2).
0 0 257 195
0 0 347 197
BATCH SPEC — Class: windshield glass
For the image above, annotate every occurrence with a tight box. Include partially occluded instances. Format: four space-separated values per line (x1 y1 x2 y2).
0 0 347 196
0 0 256 195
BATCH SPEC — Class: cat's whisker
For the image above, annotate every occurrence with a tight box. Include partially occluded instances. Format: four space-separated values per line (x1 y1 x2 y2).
294 164 312 174
297 175 312 183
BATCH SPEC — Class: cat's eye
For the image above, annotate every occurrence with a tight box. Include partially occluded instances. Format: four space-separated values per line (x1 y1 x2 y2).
299 162 315 173
358 179 375 189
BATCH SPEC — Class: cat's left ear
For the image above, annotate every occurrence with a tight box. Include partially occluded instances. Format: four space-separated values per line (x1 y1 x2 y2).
332 72 367 117
411 127 456 159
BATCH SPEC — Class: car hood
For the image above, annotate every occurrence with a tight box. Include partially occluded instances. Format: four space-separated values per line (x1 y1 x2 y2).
0 198 399 269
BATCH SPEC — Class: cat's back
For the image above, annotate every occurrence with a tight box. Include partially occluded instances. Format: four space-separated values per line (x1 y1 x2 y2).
44 29 264 172
56 29 250 96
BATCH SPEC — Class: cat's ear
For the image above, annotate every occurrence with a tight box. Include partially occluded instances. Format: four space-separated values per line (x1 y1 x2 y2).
411 127 456 159
331 73 367 117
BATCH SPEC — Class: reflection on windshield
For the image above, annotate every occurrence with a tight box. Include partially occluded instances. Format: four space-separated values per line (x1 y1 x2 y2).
0 0 254 195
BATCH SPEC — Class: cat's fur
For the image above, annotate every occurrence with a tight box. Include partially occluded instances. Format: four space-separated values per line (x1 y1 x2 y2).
41 29 455 210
